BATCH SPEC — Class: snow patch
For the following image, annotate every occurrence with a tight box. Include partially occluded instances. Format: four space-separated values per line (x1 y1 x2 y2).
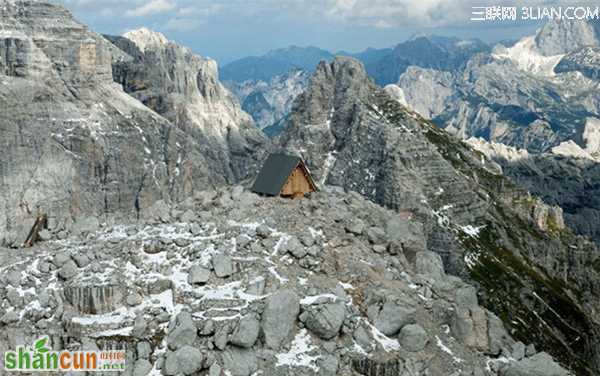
275 329 321 371
492 36 564 76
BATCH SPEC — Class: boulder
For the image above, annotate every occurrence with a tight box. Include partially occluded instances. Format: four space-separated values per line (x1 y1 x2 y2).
137 341 152 359
366 227 386 244
179 209 197 223
212 254 234 278
57 260 79 280
72 216 100 235
261 289 300 349
512 341 526 361
72 253 90 268
144 200 171 223
415 251 445 279
132 314 148 338
188 265 211 285
164 346 203 376
286 236 307 259
450 307 489 351
167 311 198 350
256 225 271 238
0 310 19 324
230 315 260 348
488 312 514 355
502 352 569 376
52 252 71 267
345 219 365 235
38 229 53 241
301 301 346 340
398 324 428 352
6 270 21 287
220 348 258 376
132 359 152 376
367 297 416 336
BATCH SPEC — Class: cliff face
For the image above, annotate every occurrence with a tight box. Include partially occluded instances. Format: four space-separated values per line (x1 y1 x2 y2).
278 57 600 374
0 2 264 247
106 29 270 183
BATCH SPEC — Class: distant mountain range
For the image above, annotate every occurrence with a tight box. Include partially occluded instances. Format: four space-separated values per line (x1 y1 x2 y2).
222 36 491 132
220 46 334 83
222 36 490 86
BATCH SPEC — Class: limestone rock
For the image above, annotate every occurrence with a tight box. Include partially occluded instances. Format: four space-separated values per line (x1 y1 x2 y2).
261 289 300 349
398 324 428 352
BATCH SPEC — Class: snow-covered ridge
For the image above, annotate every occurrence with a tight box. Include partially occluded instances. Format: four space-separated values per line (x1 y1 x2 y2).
492 36 564 77
123 27 169 52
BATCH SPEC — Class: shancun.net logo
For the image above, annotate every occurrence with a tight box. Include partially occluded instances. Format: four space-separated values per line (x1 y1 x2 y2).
3 337 126 372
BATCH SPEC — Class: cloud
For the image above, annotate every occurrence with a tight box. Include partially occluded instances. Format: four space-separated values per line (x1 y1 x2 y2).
177 3 223 17
54 0 600 33
315 0 600 28
163 17 203 31
124 0 176 18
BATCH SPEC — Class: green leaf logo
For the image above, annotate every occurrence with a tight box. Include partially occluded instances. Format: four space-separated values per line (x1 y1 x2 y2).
34 337 49 353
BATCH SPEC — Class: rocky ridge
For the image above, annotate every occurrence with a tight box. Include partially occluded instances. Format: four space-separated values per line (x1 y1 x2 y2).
277 56 600 374
0 186 571 376
468 137 600 247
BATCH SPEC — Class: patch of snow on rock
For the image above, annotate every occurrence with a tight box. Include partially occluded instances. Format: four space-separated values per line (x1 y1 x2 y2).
275 329 321 371
492 36 564 76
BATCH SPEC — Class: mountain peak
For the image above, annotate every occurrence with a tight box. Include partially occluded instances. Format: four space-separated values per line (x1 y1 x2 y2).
123 27 169 52
317 56 370 81
534 19 600 55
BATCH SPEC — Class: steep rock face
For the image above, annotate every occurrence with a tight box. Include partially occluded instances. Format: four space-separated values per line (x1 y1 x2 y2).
0 1 224 246
278 57 600 374
278 57 489 235
470 138 600 245
106 29 269 182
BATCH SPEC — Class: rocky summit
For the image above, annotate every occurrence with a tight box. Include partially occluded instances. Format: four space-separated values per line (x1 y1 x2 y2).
0 186 572 376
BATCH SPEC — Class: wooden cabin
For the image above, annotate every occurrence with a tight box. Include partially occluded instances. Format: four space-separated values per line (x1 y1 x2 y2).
251 153 318 198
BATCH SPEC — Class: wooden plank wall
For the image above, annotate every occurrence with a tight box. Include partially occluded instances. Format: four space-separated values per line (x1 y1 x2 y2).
281 167 314 197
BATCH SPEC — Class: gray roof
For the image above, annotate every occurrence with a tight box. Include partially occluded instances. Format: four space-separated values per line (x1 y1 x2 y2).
251 153 313 196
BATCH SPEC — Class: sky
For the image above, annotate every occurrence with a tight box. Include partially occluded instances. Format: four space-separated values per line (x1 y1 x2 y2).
50 0 590 64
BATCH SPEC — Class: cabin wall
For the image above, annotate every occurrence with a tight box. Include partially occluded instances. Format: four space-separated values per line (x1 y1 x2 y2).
281 167 314 196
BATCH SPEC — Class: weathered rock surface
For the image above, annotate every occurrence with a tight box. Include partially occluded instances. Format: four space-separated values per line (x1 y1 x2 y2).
261 289 300 350
277 56 600 374
105 28 269 183
0 1 267 248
